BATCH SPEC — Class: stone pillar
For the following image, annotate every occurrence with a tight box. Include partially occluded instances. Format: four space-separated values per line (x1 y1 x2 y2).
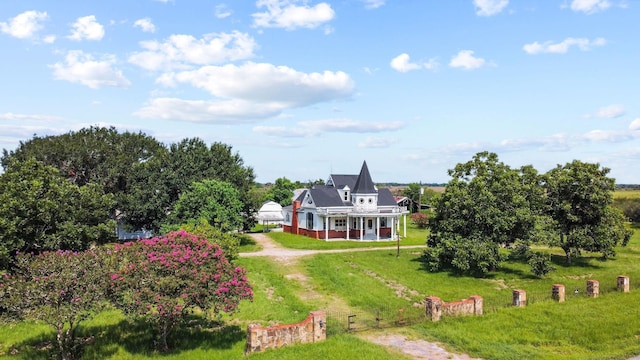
310 311 326 342
246 324 261 354
552 284 565 302
617 276 630 293
587 280 599 298
470 295 483 315
425 296 442 321
512 289 527 307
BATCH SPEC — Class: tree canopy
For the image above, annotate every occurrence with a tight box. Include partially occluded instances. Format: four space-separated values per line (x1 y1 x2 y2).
423 152 631 276
0 158 115 268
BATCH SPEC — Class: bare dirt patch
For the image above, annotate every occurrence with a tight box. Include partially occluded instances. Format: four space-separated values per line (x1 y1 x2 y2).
364 334 482 360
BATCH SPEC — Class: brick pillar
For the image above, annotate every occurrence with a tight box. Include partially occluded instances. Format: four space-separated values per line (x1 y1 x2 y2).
512 289 527 307
552 284 565 302
617 276 630 293
246 324 261 354
587 280 599 298
310 311 326 342
425 296 442 321
470 295 483 315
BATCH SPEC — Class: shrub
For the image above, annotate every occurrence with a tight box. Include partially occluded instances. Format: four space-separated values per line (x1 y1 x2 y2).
0 249 109 360
410 213 429 229
109 231 253 351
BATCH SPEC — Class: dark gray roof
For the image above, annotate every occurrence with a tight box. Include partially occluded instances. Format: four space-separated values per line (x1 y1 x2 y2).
294 189 307 203
377 188 398 206
353 161 377 194
328 174 358 189
309 185 351 207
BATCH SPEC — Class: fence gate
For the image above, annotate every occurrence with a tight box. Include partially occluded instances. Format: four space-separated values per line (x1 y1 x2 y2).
324 305 426 335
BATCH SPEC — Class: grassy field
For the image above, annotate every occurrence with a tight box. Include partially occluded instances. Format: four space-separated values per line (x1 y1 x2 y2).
614 189 640 200
2 223 640 359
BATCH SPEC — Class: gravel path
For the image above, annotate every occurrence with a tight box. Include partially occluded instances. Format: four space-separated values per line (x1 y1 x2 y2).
239 233 482 360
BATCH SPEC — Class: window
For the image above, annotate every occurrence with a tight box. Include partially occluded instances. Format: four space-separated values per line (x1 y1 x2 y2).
286 213 290 222
359 198 364 204
381 217 387 227
335 219 346 229
307 213 314 229
343 191 348 201
367 219 373 229
368 198 373 204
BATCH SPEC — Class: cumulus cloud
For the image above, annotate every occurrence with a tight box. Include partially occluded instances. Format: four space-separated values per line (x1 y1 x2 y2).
50 50 131 89
254 119 404 137
252 0 335 30
1 10 48 39
361 0 385 9
523 37 606 54
128 31 257 71
390 53 421 72
134 98 283 123
584 104 625 119
158 62 354 107
134 18 156 33
630 118 640 131
215 4 233 18
449 50 486 70
68 15 104 41
473 0 509 16
358 136 397 148
570 0 611 14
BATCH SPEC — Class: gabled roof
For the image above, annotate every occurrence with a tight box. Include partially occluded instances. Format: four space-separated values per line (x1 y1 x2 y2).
309 185 352 207
352 161 377 194
377 188 398 206
328 174 358 189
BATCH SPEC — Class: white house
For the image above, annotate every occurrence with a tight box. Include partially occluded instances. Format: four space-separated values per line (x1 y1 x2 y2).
256 200 284 226
282 161 409 241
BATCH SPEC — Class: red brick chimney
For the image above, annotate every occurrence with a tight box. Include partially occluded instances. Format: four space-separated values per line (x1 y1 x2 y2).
291 200 300 235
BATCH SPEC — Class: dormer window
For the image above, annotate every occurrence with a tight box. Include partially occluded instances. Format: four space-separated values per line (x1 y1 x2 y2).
344 191 348 201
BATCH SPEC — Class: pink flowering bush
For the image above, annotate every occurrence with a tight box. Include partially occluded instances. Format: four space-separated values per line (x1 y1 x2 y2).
109 230 253 351
0 249 109 360
410 213 429 229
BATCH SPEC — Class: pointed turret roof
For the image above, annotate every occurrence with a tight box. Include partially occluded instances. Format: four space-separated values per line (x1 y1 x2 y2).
352 161 376 194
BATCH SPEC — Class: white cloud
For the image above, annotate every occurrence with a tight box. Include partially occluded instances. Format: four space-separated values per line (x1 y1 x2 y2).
523 37 606 54
252 0 335 30
134 98 283 123
358 136 397 148
584 104 625 119
254 119 404 137
43 34 56 43
0 10 48 39
362 0 385 9
0 125 64 139
159 62 354 107
0 113 64 122
570 0 611 14
473 0 509 16
128 31 257 71
390 53 438 73
50 50 131 89
215 4 233 18
630 118 640 131
68 15 105 41
134 18 156 33
449 50 486 70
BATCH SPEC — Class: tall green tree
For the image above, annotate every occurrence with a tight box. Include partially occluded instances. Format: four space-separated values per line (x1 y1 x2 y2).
265 177 299 206
0 159 115 268
543 160 632 264
424 152 550 275
169 179 244 232
402 183 421 213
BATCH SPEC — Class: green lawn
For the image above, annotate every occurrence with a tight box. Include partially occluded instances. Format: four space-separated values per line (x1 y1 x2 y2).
2 225 640 359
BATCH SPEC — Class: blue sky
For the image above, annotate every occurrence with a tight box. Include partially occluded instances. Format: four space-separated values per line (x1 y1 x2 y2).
1 0 639 184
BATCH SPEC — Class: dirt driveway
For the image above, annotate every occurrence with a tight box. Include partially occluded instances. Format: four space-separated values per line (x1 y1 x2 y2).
240 233 481 360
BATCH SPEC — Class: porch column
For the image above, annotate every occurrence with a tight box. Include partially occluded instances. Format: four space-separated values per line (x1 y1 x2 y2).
346 215 350 240
360 217 364 240
325 216 329 241
376 217 380 241
391 217 395 240
403 214 407 237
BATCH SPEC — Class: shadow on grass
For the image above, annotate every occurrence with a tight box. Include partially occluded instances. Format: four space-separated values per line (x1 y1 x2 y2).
7 316 245 359
549 254 603 269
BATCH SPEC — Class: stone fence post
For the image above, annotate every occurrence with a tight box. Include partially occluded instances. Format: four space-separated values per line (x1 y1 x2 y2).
552 284 565 302
512 289 526 307
617 276 630 293
470 295 483 315
425 296 442 321
310 311 326 342
587 280 599 298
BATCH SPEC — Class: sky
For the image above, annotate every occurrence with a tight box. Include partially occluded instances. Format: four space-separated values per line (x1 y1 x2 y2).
1 0 639 184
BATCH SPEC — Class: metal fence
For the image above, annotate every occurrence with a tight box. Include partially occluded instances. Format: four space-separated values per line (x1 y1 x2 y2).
324 305 426 335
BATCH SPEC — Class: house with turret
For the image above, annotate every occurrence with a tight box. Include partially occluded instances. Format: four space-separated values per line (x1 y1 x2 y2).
282 161 409 241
